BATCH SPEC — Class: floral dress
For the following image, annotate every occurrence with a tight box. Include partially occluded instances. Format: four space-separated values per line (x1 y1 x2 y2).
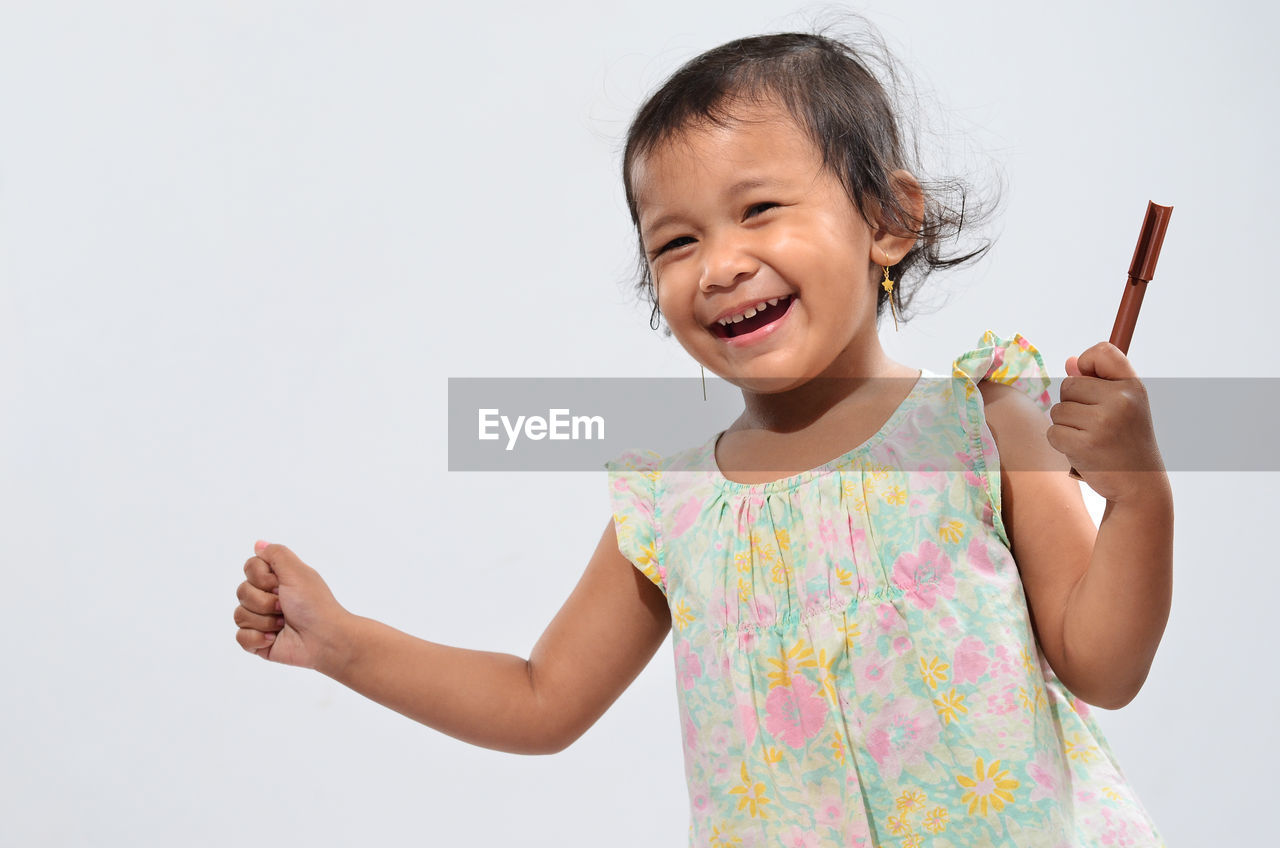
605 331 1166 847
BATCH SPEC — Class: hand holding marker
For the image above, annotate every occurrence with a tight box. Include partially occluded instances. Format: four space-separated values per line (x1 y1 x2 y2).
1065 201 1173 481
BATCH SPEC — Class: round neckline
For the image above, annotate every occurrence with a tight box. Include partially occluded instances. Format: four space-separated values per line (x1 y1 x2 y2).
706 368 929 493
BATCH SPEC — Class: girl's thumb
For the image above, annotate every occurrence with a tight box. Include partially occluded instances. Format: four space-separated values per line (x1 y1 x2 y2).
253 540 296 571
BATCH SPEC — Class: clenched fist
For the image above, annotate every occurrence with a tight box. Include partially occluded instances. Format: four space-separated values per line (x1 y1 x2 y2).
234 541 352 671
1049 342 1168 504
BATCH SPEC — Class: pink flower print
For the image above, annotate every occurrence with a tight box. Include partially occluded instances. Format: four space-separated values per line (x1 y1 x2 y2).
990 644 1018 679
1028 749 1060 803
986 685 1018 715
764 675 829 749
849 526 866 551
875 602 899 632
780 828 820 848
675 640 703 691
892 636 912 655
682 713 698 758
865 697 940 781
670 496 703 537
691 782 711 816
853 654 894 696
816 796 844 827
818 518 837 546
938 616 960 635
967 537 997 577
891 541 956 610
735 702 759 747
952 635 989 685
1099 809 1137 847
752 595 776 627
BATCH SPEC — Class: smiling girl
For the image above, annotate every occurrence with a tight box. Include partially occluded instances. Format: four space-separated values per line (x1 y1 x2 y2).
235 27 1172 847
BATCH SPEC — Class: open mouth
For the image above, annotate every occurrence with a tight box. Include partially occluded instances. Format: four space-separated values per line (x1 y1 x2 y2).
711 295 795 339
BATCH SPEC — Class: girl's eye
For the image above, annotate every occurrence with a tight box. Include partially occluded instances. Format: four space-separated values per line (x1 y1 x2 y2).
655 236 695 257
746 202 779 218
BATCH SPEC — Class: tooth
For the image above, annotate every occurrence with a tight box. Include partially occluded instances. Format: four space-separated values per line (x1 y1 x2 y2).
767 298 779 306
718 318 730 326
732 313 745 323
742 307 758 319
754 301 769 311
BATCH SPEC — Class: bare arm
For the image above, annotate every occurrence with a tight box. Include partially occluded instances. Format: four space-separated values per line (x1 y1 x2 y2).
979 380 1172 709
236 522 671 756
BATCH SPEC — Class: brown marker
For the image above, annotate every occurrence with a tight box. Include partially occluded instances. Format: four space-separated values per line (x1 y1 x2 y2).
1068 201 1172 481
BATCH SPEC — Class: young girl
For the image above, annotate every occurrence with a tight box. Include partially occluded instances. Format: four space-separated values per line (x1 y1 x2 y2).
234 30 1173 847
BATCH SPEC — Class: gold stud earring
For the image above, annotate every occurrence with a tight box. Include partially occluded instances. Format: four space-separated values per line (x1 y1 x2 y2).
881 265 900 331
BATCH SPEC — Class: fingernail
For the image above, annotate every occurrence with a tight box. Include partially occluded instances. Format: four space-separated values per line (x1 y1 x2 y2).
264 631 276 643
255 540 269 554
274 598 281 612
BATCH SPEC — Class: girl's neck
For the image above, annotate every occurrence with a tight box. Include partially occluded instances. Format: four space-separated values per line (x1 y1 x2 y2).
734 335 911 434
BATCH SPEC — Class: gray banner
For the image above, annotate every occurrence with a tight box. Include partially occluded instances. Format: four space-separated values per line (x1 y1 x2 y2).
447 377 1280 472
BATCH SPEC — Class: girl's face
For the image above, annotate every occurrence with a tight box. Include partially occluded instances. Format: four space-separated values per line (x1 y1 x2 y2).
632 100 894 393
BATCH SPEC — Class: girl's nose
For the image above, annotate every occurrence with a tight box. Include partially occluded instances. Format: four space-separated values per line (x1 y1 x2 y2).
698 233 759 292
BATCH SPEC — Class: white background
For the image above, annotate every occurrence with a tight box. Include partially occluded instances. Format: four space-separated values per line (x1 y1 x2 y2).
2 1 1275 845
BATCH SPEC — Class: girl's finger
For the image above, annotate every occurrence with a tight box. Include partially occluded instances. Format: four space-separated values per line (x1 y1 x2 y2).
236 580 280 615
233 605 286 632
242 557 279 593
235 626 278 654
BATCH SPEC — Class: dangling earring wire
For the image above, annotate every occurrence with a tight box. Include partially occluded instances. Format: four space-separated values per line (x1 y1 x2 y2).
701 365 707 401
881 264 901 331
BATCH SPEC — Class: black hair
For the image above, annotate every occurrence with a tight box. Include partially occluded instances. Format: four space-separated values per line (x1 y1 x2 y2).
622 21 998 332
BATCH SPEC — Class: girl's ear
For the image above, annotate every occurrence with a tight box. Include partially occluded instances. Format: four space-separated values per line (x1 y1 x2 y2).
871 169 925 265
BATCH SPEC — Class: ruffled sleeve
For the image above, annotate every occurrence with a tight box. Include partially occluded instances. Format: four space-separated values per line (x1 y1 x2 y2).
951 330 1053 548
603 449 667 597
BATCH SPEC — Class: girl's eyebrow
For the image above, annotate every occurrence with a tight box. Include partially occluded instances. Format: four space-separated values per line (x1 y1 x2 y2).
641 177 781 240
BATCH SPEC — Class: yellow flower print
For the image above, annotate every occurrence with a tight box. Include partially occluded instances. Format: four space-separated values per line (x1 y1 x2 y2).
634 541 656 568
896 789 927 815
887 815 912 836
763 747 784 765
766 640 818 689
1064 733 1101 764
749 531 777 564
933 688 968 724
770 560 792 585
1102 786 1124 802
883 485 907 506
775 528 792 551
938 520 965 544
709 823 742 846
1020 647 1038 674
869 462 891 480
1018 685 1047 714
901 833 923 848
922 806 949 833
814 659 838 706
737 576 752 603
918 656 950 689
727 762 772 819
733 551 752 574
829 733 846 765
955 757 1019 816
672 599 695 631
835 566 854 588
836 616 860 652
